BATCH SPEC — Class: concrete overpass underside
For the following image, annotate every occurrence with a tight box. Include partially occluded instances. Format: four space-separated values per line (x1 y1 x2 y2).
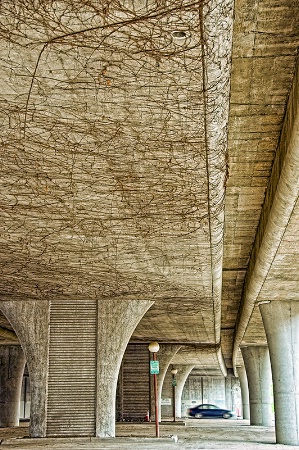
0 0 299 445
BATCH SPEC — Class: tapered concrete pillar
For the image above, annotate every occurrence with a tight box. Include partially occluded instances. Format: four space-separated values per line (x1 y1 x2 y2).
175 365 194 418
0 301 50 437
0 345 26 427
237 365 250 419
159 363 193 420
260 301 299 445
0 299 153 439
241 346 272 426
153 344 181 422
225 371 234 411
96 299 153 437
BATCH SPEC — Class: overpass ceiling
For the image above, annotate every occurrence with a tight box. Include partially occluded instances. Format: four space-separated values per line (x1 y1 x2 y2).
257 196 299 302
219 0 299 367
172 346 224 375
0 0 299 372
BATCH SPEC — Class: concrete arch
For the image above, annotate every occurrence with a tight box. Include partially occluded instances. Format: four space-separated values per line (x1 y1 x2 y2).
0 345 26 427
96 299 153 437
155 344 181 421
0 301 50 437
0 299 154 438
173 364 194 418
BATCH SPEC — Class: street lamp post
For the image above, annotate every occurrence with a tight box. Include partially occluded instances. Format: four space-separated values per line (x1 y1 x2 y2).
171 367 178 422
148 341 160 438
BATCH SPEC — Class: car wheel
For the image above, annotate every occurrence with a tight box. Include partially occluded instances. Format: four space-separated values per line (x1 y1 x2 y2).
195 413 203 419
223 413 230 419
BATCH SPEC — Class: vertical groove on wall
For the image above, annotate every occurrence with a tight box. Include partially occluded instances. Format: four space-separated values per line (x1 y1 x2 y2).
119 344 150 421
47 300 97 436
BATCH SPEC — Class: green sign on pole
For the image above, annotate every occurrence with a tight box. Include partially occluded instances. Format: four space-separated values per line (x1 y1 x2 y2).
172 378 177 387
150 360 159 374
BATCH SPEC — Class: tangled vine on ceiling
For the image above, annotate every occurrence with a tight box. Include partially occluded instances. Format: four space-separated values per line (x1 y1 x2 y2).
0 0 233 300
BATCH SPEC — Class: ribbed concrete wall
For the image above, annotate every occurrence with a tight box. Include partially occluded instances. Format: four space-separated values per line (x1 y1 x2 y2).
117 344 150 421
182 375 241 415
47 300 97 436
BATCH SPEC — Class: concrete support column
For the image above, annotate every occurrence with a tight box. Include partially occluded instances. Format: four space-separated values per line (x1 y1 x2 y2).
96 299 153 437
224 372 241 413
0 345 26 427
175 365 194 418
152 344 181 422
225 371 234 411
237 365 250 419
241 346 272 426
160 366 174 419
260 301 299 445
0 301 50 437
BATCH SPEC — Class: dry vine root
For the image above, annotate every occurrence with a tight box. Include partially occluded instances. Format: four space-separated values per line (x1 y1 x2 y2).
0 0 233 305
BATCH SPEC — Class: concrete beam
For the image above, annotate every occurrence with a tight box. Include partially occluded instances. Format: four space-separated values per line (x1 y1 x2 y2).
233 60 299 371
0 326 18 342
203 0 234 346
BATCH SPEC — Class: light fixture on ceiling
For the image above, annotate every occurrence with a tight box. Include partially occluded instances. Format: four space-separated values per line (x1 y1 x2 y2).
171 30 187 40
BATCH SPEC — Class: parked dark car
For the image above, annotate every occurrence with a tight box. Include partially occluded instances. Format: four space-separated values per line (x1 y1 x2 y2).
188 403 234 419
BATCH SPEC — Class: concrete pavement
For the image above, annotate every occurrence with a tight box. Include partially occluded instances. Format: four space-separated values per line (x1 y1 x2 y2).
1 419 298 450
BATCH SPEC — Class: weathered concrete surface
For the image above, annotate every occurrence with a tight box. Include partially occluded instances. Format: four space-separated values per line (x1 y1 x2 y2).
96 299 153 438
155 344 181 421
0 0 299 396
0 0 299 444
260 301 299 445
224 1 299 370
2 420 299 450
0 302 50 437
0 0 234 360
233 56 299 369
241 347 272 427
0 346 26 427
237 365 250 420
174 365 194 419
